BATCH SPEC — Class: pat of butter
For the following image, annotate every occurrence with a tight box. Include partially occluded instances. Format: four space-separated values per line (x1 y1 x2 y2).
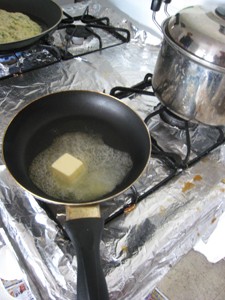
51 153 85 185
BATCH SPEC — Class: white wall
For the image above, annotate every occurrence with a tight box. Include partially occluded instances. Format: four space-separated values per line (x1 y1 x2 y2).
106 0 225 35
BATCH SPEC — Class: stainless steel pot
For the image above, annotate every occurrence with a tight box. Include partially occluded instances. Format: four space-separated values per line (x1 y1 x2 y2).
152 5 225 126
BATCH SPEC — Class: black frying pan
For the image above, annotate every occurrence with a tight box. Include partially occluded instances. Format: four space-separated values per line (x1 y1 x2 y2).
3 91 151 300
0 0 62 52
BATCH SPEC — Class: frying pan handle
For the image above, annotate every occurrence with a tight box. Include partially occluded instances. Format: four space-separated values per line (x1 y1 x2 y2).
65 218 109 300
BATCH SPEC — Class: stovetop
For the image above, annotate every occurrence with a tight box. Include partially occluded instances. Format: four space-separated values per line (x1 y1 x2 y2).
0 1 225 299
0 6 130 80
39 73 225 229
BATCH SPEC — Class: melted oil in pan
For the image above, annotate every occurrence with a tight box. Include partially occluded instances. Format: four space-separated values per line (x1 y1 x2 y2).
29 132 133 202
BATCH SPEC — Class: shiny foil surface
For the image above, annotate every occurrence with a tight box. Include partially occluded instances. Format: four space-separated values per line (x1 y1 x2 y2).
0 1 225 299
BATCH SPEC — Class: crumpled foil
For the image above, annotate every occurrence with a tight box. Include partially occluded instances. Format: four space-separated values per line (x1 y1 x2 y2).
1 1 225 299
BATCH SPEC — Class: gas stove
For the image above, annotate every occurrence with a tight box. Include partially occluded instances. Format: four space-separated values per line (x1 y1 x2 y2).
1 1 225 299
0 6 130 80
39 73 225 228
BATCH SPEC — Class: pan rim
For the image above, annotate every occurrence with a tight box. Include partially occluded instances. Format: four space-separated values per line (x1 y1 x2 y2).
2 89 152 207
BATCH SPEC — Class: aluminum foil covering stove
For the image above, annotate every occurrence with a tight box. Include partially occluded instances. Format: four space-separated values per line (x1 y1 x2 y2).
0 1 225 299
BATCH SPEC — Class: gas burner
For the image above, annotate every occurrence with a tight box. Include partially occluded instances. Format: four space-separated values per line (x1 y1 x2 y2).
65 25 94 45
159 105 197 130
66 25 93 39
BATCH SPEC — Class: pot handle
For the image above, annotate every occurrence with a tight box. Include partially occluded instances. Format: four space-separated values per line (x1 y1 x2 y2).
163 0 172 17
150 0 163 12
150 0 172 30
151 0 163 32
65 217 109 300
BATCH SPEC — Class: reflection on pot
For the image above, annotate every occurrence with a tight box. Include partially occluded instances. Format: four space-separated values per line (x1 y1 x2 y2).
152 38 225 125
179 32 193 49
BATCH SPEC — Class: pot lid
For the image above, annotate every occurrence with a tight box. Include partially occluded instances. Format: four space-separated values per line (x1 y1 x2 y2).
165 5 225 69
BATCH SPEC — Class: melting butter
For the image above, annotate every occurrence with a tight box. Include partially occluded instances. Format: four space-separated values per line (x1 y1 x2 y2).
29 132 133 202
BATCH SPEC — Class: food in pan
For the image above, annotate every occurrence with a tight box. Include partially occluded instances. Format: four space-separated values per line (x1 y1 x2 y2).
29 132 133 202
0 9 42 43
51 153 86 185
